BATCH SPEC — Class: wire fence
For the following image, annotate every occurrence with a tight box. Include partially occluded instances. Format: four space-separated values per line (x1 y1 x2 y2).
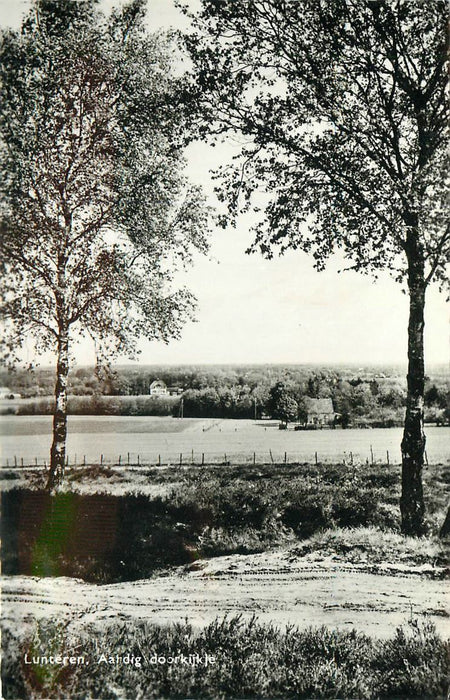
0 447 437 469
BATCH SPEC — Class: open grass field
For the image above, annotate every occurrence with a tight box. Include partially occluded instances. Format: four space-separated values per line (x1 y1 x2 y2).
1 416 449 465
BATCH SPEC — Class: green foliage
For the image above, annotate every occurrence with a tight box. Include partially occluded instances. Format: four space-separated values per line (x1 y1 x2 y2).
185 0 448 287
293 526 449 568
425 383 449 410
267 382 299 424
2 617 449 699
184 0 449 537
373 620 450 697
8 460 449 583
0 0 209 365
2 363 449 425
0 0 209 483
2 459 448 586
13 395 179 416
16 398 55 415
181 386 254 419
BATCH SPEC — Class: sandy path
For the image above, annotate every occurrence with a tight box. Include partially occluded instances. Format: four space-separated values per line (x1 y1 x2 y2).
2 550 449 639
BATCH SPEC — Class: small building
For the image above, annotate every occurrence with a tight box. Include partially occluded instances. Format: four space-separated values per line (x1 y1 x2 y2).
149 380 168 396
0 387 21 399
168 386 184 396
304 397 335 427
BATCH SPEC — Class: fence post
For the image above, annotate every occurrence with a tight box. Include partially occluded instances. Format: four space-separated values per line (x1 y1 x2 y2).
180 453 182 466
370 445 374 465
253 452 256 465
35 457 38 466
350 451 353 465
158 454 161 466
137 454 140 466
269 449 274 464
6 458 9 467
127 452 130 465
14 456 17 467
202 453 204 466
284 452 287 465
100 454 103 465
192 449 194 464
83 455 86 466
315 451 318 466
118 455 122 466
425 450 428 466
386 450 390 465
21 457 23 467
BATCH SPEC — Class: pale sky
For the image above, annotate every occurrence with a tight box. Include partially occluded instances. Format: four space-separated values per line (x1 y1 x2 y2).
1 0 448 367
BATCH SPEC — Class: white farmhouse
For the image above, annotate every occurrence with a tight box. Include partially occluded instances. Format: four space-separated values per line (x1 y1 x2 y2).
149 380 168 396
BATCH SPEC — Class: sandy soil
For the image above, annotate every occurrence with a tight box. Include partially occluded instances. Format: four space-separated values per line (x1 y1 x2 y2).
2 548 449 639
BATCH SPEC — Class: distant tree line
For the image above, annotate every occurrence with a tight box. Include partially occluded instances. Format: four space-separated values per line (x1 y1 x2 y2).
2 365 448 426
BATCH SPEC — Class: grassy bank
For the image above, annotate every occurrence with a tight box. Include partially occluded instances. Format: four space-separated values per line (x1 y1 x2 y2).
2 616 449 699
2 461 449 583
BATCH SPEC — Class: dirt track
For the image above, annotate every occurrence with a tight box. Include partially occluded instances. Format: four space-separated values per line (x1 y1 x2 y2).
2 549 449 638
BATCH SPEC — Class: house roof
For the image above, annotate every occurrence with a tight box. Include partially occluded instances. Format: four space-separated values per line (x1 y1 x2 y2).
304 397 334 414
150 380 166 388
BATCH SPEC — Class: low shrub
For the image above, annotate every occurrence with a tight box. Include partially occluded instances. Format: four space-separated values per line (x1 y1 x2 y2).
0 405 16 415
2 461 447 583
1 490 206 582
16 397 54 415
373 620 450 697
2 617 448 699
16 395 178 416
282 501 328 537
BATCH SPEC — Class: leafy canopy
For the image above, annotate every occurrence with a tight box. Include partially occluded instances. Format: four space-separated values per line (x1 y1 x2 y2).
182 0 448 285
0 0 209 365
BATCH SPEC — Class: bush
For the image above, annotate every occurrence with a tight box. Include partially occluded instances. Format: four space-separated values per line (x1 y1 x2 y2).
2 618 448 699
17 398 54 415
373 620 450 697
3 460 447 584
282 501 328 537
1 490 205 583
15 395 178 416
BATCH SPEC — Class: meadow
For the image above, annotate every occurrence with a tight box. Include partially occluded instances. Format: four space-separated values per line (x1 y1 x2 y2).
1 415 449 465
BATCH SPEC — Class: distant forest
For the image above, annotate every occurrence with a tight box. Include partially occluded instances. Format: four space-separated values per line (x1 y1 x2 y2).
1 364 449 427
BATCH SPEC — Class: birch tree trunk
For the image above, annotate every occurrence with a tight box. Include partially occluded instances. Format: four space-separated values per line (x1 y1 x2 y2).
400 222 426 536
440 506 450 538
47 330 69 490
